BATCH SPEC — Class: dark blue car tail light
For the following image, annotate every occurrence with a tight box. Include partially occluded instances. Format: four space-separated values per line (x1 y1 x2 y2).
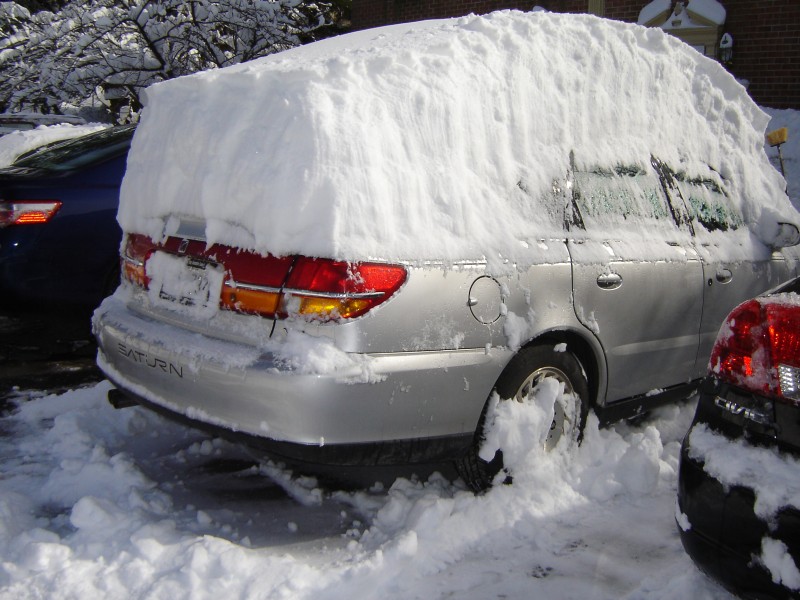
0 199 62 227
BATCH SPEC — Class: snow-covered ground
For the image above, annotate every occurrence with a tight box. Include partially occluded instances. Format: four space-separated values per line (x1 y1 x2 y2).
0 382 734 599
2 10 800 599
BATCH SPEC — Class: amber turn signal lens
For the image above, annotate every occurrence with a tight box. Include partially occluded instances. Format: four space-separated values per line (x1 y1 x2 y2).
220 285 282 317
293 295 372 320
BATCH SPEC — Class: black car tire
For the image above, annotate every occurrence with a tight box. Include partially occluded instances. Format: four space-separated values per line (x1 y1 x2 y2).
456 345 590 492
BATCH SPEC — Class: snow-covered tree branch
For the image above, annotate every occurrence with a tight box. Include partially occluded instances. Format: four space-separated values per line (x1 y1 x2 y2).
0 0 341 121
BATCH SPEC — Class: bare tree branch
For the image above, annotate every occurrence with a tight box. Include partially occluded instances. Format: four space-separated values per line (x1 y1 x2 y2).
0 0 342 121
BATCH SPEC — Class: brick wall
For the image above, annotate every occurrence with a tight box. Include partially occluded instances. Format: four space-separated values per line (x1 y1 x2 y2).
351 1 799 108
352 1 528 29
723 0 799 109
604 0 641 22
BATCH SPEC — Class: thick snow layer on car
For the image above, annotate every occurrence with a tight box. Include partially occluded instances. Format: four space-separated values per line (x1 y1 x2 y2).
118 10 796 264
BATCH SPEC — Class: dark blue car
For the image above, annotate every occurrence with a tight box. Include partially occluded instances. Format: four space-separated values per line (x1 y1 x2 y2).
0 125 134 356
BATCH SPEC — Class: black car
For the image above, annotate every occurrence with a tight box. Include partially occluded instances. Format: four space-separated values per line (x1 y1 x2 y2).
678 278 800 599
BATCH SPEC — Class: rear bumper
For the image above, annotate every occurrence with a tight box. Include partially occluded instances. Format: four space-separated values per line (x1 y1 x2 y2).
678 424 800 600
94 296 509 464
0 306 95 361
677 525 788 600
0 222 117 311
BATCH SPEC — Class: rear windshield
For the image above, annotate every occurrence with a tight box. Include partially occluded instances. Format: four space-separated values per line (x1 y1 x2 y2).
13 125 136 172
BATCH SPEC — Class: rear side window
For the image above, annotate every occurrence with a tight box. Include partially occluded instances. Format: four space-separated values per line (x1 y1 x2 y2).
572 165 677 237
13 125 135 172
673 174 743 232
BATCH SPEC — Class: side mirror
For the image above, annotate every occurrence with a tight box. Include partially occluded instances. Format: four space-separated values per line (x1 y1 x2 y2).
773 222 800 249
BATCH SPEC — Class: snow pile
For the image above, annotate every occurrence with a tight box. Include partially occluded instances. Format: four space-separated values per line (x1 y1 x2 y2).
685 0 726 25
119 10 794 264
638 0 671 25
0 381 732 599
0 123 108 168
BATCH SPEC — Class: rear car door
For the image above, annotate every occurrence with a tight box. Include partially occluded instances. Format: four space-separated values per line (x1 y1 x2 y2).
667 173 796 378
568 163 704 402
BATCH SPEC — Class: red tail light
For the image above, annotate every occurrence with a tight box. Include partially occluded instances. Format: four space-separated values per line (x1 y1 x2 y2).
121 234 407 321
219 250 294 317
122 233 157 287
0 200 62 227
710 298 800 402
283 257 408 320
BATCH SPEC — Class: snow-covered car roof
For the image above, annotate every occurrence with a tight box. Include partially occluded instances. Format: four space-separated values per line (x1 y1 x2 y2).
119 10 796 263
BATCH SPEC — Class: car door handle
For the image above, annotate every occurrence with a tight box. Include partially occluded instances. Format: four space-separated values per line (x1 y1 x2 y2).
716 269 733 284
596 272 623 290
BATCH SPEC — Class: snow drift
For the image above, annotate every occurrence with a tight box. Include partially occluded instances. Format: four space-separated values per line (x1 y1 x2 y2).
119 10 794 262
0 382 729 599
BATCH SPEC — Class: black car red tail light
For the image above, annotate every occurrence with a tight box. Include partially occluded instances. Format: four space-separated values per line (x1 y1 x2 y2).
710 298 800 403
121 233 407 321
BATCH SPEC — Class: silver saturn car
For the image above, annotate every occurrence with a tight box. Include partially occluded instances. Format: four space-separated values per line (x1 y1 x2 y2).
94 11 800 489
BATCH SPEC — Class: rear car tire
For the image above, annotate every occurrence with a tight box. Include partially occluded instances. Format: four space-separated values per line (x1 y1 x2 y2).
456 345 590 492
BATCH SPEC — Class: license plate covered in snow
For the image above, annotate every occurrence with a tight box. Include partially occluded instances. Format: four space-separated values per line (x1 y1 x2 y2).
146 251 224 318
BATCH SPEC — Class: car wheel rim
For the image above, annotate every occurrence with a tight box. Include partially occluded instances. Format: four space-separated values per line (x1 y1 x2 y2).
515 366 578 452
